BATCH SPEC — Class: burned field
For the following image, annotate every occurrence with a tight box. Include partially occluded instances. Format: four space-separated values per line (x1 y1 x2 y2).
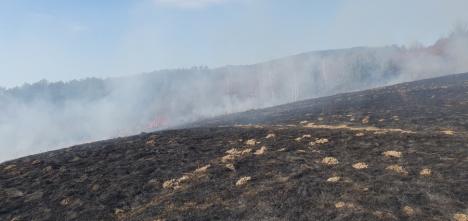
1 73 468 221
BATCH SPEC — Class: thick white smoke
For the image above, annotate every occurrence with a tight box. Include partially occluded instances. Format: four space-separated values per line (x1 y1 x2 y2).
0 30 467 162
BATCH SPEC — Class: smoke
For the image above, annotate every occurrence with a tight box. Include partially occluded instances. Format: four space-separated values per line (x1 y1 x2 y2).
1 29 468 162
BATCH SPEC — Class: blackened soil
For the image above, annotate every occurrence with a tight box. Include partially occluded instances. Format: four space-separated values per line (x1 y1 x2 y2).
1 73 468 221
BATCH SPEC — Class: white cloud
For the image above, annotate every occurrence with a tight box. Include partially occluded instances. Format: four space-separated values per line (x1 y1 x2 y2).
153 0 228 8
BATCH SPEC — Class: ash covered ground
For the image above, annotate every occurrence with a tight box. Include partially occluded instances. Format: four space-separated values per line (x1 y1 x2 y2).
1 73 468 221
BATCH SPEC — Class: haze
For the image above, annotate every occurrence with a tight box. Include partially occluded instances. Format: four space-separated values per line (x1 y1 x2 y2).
1 0 468 87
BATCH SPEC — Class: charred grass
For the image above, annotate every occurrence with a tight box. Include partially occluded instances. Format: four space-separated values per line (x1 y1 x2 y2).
1 126 467 220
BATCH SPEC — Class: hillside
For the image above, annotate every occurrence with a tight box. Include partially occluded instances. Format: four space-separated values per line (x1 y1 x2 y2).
1 73 467 221
2 30 468 162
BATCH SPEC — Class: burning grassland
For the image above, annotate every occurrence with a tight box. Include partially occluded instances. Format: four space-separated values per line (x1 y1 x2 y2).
1 73 468 220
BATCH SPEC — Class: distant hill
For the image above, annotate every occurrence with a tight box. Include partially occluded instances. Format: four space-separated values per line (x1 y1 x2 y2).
1 73 467 220
1 30 468 162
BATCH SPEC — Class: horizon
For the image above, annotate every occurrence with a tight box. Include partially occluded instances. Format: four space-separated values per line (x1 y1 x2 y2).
1 0 468 87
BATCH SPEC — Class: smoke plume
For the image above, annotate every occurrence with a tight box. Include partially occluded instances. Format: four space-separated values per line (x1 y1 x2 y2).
1 29 467 162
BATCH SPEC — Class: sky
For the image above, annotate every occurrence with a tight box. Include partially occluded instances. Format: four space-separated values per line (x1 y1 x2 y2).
0 0 468 88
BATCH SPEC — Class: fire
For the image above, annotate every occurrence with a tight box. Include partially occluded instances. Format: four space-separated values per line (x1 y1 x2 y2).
146 115 169 129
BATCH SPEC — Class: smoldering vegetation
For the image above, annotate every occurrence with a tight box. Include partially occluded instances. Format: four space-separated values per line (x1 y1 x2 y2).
1 30 468 162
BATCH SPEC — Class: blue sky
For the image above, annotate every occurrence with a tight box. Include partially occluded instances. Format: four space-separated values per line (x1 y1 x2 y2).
1 0 467 87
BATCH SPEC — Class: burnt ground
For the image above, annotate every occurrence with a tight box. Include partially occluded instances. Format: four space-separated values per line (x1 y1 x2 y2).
1 73 468 221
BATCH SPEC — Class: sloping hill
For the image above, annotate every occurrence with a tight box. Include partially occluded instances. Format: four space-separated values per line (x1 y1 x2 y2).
2 30 468 162
1 73 468 221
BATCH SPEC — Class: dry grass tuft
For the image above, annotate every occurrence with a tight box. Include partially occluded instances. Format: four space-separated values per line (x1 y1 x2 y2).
178 175 190 182
334 201 345 208
194 165 210 173
221 154 236 163
146 139 156 145
114 208 125 216
295 134 311 141
265 133 276 139
362 116 370 124
222 148 252 163
225 148 239 155
163 175 190 190
402 206 415 216
454 213 468 221
304 123 316 127
326 176 341 183
352 162 368 170
60 197 72 206
314 138 329 144
3 164 16 171
386 164 408 175
254 146 267 155
419 168 432 177
382 150 402 158
303 122 414 134
245 139 257 146
226 148 251 155
225 163 235 171
162 179 179 190
441 130 455 135
335 201 355 209
236 176 252 186
322 157 339 165
241 149 252 154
